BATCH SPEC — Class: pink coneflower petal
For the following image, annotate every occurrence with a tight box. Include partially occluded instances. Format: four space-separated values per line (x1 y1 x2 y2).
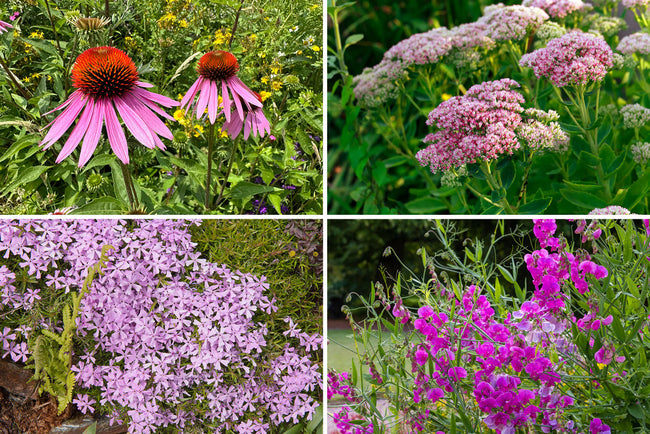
136 81 154 88
123 93 174 140
226 114 244 139
0 20 13 34
228 76 263 108
133 87 175 122
113 95 156 148
180 76 203 110
41 91 87 149
195 79 211 120
78 99 105 167
43 89 84 118
56 98 95 163
221 80 232 122
134 87 179 108
243 113 252 140
208 80 218 124
103 100 129 164
225 78 245 122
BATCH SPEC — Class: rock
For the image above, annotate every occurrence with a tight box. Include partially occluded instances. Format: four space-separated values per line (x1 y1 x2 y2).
0 359 38 400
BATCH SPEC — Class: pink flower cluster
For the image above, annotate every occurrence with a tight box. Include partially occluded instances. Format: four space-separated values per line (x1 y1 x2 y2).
0 220 322 434
522 0 590 18
617 32 650 55
588 206 631 215
516 108 569 152
620 103 650 128
416 78 524 173
481 5 549 41
520 31 614 87
622 0 650 7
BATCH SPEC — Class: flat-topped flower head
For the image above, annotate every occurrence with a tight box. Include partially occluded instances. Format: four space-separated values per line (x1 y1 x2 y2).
0 20 12 34
622 0 650 7
181 50 262 125
522 0 589 18
416 78 525 173
520 31 613 87
40 46 179 167
481 5 549 41
617 32 650 55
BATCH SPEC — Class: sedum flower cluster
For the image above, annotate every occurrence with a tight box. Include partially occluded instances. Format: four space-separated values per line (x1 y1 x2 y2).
0 220 321 434
520 31 614 87
617 32 650 55
522 0 591 18
620 103 650 128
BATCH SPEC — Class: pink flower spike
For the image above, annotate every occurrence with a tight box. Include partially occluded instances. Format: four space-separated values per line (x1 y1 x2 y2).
40 47 178 166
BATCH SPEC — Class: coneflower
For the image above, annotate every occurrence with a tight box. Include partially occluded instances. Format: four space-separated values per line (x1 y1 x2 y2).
40 46 179 167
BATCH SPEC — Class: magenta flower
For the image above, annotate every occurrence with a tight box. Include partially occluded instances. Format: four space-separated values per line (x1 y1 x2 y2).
0 20 12 33
590 418 611 434
222 91 271 140
180 50 262 124
40 46 179 167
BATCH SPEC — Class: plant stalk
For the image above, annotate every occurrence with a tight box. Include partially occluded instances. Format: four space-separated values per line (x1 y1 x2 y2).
205 122 216 209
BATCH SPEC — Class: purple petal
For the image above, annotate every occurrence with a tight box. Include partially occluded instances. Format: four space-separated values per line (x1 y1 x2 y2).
195 79 211 120
41 92 87 149
123 93 173 141
243 112 252 140
104 99 129 165
224 78 244 122
208 80 218 125
136 81 154 88
55 98 95 163
114 96 155 148
132 87 175 122
229 76 263 107
43 90 84 117
221 80 232 123
78 98 105 167
226 114 243 139
180 77 203 111
134 87 179 107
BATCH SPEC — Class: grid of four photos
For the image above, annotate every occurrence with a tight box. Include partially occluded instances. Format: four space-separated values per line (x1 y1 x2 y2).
0 0 648 433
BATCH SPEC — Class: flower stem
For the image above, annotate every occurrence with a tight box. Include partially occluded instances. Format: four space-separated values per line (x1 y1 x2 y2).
119 162 139 212
214 136 239 209
205 122 216 210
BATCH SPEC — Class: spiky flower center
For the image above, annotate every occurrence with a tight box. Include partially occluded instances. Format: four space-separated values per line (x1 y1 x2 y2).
72 47 138 98
197 50 239 81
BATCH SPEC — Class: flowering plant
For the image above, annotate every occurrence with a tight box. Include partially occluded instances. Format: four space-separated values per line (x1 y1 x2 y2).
0 0 322 215
329 219 650 433
0 219 323 433
329 0 650 214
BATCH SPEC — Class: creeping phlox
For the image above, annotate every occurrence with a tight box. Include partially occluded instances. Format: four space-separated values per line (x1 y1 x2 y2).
0 220 322 434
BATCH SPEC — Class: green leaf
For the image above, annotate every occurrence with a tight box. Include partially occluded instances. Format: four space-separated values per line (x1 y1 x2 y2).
2 165 50 195
628 404 645 421
267 193 283 214
562 180 604 192
305 405 323 433
578 151 601 167
405 197 446 214
71 197 126 215
559 189 608 210
497 264 515 284
622 172 650 209
81 422 97 434
518 198 552 214
82 154 116 172
384 156 409 168
280 424 305 434
230 181 280 200
0 135 41 162
344 34 364 48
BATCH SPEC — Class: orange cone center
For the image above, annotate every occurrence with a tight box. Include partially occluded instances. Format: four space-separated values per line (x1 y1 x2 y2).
72 46 139 98
197 50 239 81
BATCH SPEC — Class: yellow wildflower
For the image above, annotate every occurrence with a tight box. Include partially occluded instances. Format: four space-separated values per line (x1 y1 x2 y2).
310 46 320 52
261 76 269 84
289 250 296 257
179 19 188 28
259 91 272 102
271 81 283 91
441 93 452 101
193 125 204 137
29 31 44 39
173 109 185 121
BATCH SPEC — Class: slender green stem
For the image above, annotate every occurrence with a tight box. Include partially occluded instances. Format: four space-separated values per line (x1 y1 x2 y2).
215 136 239 209
228 0 244 49
205 122 216 209
479 160 514 214
43 0 64 59
330 0 348 76
119 162 139 212
0 55 32 100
